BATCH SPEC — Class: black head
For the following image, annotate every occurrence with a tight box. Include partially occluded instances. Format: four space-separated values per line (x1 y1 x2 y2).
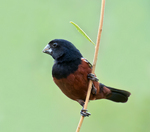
43 39 82 62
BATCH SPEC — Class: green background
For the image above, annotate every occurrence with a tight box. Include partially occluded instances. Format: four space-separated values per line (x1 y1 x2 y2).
0 0 150 132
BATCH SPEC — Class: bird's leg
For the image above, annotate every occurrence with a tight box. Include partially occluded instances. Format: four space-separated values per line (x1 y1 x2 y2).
88 73 98 95
87 73 99 82
92 83 97 95
77 99 91 117
77 99 85 107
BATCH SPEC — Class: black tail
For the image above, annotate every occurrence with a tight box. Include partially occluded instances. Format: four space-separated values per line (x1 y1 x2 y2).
106 86 131 103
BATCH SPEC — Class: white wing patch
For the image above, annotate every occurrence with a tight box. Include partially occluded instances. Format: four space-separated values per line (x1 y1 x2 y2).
81 57 92 68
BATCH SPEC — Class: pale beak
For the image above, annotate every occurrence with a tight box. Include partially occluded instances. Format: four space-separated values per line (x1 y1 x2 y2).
42 44 53 55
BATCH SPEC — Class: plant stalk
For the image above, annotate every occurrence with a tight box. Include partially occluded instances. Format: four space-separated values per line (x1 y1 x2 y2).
76 0 105 131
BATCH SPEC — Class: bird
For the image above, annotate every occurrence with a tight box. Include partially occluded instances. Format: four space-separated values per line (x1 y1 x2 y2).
43 39 131 117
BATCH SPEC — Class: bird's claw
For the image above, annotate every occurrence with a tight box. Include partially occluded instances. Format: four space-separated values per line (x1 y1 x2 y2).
87 73 99 82
80 108 91 117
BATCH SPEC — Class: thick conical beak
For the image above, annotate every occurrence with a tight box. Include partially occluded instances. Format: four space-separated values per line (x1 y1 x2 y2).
42 44 52 55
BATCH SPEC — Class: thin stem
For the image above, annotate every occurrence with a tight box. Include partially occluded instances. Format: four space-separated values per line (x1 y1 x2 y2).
76 0 105 132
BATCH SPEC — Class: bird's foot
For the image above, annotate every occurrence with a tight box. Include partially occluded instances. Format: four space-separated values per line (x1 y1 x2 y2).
87 73 99 82
80 108 91 117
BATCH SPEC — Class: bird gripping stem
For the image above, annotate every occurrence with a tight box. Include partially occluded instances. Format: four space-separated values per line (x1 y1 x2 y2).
76 0 106 131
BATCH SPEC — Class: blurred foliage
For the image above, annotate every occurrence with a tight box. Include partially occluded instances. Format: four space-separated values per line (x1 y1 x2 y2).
0 0 150 132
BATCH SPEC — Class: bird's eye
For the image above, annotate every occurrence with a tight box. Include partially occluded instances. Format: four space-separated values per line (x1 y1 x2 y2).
53 43 57 47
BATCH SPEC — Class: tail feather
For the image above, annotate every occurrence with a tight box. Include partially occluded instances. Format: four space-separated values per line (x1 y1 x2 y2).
100 84 131 103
